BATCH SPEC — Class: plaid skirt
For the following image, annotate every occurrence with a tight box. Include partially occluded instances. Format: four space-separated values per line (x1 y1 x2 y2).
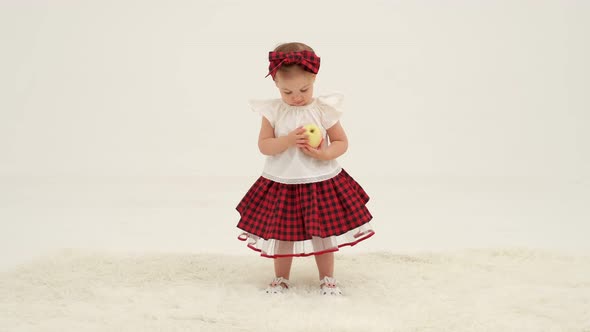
236 168 374 258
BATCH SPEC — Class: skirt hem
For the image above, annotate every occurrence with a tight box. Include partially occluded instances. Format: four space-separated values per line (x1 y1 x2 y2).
237 229 376 259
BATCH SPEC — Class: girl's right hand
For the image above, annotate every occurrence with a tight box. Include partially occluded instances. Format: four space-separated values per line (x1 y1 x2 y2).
287 127 308 148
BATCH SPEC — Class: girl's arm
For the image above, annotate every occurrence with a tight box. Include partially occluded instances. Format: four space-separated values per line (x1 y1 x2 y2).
300 121 348 161
258 117 308 156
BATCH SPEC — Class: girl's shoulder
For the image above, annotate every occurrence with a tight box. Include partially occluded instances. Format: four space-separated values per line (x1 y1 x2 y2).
315 92 345 130
248 98 283 126
315 91 344 110
248 98 283 112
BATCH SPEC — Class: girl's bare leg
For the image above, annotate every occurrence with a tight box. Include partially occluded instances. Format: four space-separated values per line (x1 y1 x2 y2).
274 256 294 279
314 252 334 280
273 241 294 279
272 256 293 289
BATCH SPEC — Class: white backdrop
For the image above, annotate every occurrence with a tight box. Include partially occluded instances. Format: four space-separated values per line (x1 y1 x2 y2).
2 0 588 178
1 1 589 269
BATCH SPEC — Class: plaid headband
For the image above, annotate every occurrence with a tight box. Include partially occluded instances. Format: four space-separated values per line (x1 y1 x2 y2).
266 50 321 79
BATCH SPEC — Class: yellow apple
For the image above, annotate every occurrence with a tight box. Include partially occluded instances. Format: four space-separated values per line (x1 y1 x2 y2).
303 123 323 148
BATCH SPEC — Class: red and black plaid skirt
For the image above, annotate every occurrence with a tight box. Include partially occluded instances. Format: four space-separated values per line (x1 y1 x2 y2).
236 168 374 258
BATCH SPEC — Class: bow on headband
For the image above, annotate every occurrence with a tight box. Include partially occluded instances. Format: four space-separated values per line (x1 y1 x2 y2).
266 50 321 79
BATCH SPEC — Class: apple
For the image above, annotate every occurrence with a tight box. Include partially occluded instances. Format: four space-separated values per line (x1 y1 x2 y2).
303 123 323 148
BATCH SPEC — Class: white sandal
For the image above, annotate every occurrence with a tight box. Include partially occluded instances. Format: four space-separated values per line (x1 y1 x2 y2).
265 277 290 294
320 276 342 296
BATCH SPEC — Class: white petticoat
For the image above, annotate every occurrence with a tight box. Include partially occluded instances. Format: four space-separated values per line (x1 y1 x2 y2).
237 224 375 258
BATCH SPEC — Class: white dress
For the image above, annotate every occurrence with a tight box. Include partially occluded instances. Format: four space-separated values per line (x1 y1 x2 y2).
250 92 344 184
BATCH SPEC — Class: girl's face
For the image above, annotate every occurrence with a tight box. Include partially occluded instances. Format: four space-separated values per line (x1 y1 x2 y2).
274 69 316 106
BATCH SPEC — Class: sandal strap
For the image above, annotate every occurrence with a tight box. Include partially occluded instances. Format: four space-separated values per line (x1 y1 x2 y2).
320 276 338 288
270 277 290 288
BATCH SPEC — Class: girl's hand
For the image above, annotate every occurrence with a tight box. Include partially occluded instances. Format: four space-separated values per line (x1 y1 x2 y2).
287 127 309 148
299 139 331 160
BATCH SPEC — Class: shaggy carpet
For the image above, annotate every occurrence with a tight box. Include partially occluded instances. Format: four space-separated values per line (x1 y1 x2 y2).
1 249 589 332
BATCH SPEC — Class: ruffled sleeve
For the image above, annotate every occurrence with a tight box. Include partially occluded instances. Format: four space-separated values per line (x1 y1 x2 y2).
248 99 281 127
317 92 344 129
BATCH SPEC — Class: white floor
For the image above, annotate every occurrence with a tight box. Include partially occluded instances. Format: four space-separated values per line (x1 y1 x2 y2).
1 174 589 271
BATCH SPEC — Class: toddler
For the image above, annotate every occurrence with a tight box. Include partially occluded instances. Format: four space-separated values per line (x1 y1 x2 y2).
236 42 375 295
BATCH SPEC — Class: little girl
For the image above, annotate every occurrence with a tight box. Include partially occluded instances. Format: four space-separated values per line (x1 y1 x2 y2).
236 42 375 295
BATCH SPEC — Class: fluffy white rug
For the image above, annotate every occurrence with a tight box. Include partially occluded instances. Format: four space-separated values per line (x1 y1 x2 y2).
1 249 589 332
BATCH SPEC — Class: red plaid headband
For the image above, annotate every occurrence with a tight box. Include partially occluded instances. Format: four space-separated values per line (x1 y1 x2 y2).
266 50 321 79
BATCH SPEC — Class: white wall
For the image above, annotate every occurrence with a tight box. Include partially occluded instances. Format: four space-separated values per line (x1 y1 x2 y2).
1 0 588 179
1 1 590 267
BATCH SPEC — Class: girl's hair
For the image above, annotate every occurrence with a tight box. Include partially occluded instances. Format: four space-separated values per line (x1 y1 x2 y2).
273 42 316 75
273 42 315 53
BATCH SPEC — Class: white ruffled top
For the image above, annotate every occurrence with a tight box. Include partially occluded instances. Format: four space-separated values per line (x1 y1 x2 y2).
250 92 344 184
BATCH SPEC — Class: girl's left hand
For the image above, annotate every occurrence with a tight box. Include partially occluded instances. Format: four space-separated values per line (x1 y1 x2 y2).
299 139 331 161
